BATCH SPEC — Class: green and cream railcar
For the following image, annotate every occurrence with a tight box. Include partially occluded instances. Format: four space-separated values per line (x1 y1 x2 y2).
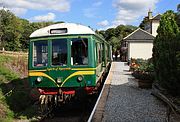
29 23 111 97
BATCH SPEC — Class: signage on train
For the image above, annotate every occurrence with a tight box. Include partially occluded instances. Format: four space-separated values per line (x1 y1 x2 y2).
50 28 68 34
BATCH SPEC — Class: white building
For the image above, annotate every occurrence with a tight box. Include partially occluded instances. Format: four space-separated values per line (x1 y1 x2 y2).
124 28 154 60
122 11 161 60
144 11 161 37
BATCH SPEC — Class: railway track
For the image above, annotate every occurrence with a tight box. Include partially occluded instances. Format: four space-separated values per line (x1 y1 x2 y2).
37 93 99 122
37 71 109 122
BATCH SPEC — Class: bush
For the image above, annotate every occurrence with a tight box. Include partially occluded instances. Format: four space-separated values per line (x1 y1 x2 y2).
131 58 155 81
153 11 180 95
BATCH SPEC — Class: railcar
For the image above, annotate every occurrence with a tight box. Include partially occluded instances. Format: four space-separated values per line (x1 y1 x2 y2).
28 23 112 109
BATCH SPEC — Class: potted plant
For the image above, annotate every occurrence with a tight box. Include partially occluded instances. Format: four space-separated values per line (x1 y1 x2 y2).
132 59 154 88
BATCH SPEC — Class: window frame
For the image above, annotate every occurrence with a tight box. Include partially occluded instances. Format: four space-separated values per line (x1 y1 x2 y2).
30 35 91 69
51 38 68 66
32 40 48 68
70 38 89 66
96 42 103 66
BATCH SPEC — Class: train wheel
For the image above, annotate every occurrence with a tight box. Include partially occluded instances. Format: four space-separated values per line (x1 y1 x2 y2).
39 95 54 115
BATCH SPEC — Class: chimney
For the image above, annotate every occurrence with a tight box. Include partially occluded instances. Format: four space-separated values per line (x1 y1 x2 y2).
148 9 153 19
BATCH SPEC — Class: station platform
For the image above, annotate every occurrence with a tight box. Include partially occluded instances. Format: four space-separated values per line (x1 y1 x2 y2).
92 62 167 122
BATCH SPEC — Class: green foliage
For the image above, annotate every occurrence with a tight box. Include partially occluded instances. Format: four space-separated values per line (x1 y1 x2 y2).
131 58 155 81
178 4 180 11
109 36 120 51
0 54 38 120
0 55 19 83
0 9 64 51
153 10 180 95
139 17 149 29
97 25 137 52
138 59 154 73
176 4 180 28
0 65 19 83
0 55 19 120
130 58 154 73
0 10 23 51
0 8 135 52
6 91 30 112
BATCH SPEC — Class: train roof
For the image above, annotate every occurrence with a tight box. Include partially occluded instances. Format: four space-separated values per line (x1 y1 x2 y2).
30 23 96 38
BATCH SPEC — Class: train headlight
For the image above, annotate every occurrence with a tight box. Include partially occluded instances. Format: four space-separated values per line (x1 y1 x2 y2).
57 77 62 83
37 77 43 82
77 75 83 82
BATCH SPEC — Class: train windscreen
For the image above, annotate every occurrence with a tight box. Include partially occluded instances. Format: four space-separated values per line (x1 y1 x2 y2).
52 39 67 66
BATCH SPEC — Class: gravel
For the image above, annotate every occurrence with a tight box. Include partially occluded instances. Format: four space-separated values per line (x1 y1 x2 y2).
103 62 167 122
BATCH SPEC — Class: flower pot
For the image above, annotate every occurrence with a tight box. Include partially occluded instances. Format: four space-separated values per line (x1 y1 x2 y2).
138 80 153 89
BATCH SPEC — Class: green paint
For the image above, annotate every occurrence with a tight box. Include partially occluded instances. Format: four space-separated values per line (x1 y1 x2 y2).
28 34 111 88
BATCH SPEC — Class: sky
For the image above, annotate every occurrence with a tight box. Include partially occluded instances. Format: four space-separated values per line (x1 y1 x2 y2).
0 0 179 30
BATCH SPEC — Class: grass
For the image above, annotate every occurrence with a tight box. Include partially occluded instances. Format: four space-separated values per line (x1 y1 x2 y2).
0 53 38 121
0 54 19 121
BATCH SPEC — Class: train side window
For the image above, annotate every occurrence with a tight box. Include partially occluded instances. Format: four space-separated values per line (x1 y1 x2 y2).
71 38 88 65
33 40 48 67
52 39 67 66
96 43 102 65
105 44 108 62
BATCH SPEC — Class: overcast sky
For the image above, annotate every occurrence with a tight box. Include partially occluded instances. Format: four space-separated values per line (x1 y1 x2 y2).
0 0 179 30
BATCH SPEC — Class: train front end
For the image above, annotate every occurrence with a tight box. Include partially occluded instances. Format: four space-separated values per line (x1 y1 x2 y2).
28 23 98 105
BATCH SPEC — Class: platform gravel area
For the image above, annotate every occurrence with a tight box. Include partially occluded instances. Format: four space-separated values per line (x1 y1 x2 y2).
102 62 167 122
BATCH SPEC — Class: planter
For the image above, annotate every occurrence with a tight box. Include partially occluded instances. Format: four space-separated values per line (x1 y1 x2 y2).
138 79 153 88
132 71 154 89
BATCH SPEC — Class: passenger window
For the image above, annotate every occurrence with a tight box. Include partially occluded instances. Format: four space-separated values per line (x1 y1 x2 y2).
105 44 108 62
52 39 67 66
96 43 102 64
71 38 88 65
33 40 48 67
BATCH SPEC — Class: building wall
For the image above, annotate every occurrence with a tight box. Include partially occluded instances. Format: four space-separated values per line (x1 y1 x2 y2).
128 41 153 59
151 20 159 36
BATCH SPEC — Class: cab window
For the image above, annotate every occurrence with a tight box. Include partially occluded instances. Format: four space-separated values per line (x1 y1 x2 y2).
52 39 67 66
71 38 88 65
33 40 48 67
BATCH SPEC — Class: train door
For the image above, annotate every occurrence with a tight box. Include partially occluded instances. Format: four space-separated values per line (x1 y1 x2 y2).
96 42 103 82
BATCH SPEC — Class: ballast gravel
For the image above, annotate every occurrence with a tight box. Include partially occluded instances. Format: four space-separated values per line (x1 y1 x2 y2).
103 62 167 122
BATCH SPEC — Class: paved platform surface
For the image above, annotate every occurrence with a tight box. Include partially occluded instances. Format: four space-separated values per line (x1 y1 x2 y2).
102 62 167 122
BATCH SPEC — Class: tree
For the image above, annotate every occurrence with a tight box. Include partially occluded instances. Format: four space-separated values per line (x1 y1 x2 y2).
104 28 116 41
177 4 180 13
109 36 120 52
95 25 136 52
0 9 23 51
0 9 60 51
139 17 149 29
97 30 106 38
0 8 136 52
19 19 33 50
176 4 180 28
153 10 180 95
